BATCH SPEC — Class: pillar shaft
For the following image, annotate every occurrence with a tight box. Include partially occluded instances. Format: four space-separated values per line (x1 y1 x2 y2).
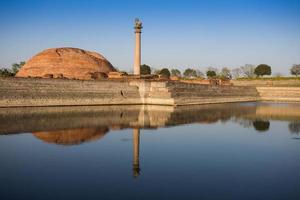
134 32 141 75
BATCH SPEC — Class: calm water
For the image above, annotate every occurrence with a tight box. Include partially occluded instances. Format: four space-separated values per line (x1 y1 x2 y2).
0 102 300 200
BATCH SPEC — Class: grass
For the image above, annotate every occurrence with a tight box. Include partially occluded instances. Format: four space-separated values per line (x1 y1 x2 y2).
236 77 300 81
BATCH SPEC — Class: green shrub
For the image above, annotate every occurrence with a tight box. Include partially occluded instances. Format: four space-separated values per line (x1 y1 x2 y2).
171 69 181 77
183 68 197 78
206 70 216 78
140 64 151 75
159 68 171 78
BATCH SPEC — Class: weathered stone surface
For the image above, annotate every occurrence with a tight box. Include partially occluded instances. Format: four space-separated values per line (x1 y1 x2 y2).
16 47 116 80
90 72 108 79
0 77 263 107
232 79 300 87
257 87 300 102
108 71 127 79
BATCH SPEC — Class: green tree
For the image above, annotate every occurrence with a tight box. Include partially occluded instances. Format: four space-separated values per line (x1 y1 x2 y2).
290 64 300 77
159 68 171 78
206 70 216 78
183 68 197 78
140 64 151 75
254 64 271 77
171 69 181 77
11 61 25 75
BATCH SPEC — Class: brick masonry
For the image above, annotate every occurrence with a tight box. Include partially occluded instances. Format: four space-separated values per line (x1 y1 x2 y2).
1 77 299 107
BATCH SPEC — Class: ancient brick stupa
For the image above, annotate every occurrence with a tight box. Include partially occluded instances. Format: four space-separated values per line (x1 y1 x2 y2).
16 47 116 80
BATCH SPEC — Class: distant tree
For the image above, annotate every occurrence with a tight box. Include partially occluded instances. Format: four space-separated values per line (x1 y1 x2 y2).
289 122 300 134
0 68 14 77
140 64 151 75
220 67 232 80
207 67 218 73
232 68 242 79
290 64 300 77
183 68 197 78
254 64 271 77
253 120 270 132
11 61 25 75
171 69 181 77
240 64 255 78
206 70 217 78
0 62 25 77
159 68 171 78
195 70 205 78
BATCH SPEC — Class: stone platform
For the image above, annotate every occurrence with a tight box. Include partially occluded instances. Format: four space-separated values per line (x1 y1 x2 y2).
0 77 262 107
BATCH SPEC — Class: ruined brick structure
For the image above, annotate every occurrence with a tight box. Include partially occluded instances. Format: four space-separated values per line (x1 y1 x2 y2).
16 47 116 80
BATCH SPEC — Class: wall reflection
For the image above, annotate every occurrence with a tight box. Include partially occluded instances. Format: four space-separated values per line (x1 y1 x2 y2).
1 102 300 139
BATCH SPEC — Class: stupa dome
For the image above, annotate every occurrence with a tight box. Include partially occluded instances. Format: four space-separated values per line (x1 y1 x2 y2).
16 47 116 80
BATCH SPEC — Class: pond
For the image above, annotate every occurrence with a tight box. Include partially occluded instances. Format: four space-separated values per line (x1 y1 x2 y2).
0 102 300 200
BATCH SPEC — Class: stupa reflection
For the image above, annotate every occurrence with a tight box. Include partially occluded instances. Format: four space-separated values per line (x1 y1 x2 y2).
33 127 109 145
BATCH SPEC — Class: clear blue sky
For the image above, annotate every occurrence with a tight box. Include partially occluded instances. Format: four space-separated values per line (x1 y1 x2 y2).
0 0 299 74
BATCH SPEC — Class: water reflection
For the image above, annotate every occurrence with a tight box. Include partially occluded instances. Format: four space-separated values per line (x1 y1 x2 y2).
1 103 299 177
252 120 270 132
1 102 300 199
1 102 300 138
133 128 141 178
289 121 300 135
33 127 109 145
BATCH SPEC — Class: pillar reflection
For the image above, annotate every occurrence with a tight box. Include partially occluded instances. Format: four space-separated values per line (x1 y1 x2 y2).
132 128 141 177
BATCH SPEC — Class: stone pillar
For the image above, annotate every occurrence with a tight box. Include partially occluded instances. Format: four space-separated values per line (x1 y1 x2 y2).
132 128 141 177
134 18 142 75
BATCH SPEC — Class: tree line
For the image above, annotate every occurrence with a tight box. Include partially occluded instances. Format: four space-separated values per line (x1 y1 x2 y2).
1 62 300 79
140 64 300 79
0 62 25 77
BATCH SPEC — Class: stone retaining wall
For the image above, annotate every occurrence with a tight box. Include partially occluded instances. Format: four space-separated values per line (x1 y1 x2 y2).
0 77 141 107
1 77 296 107
167 82 259 105
257 87 300 102
232 79 300 87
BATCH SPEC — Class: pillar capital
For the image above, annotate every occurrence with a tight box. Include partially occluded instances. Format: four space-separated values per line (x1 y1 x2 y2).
134 18 143 33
